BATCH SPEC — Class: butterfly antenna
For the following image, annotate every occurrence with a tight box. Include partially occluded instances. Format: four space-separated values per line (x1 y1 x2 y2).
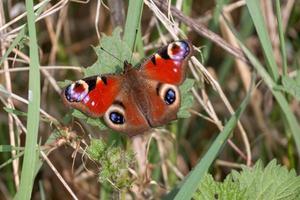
100 47 122 63
129 28 139 64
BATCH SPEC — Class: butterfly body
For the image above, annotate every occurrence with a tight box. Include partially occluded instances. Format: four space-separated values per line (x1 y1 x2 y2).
63 40 193 136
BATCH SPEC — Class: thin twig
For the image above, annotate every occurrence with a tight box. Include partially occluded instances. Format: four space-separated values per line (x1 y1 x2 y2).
0 87 58 124
40 151 79 200
0 1 20 189
0 65 82 74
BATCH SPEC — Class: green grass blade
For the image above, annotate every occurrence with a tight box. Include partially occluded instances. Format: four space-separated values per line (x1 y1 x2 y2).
135 25 145 58
0 145 23 152
0 152 24 170
164 83 253 200
0 29 26 67
275 0 288 76
246 0 279 81
123 0 144 50
222 12 300 156
15 0 41 199
238 42 300 156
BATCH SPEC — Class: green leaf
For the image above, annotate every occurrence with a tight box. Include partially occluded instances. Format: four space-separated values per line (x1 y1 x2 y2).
57 80 73 88
87 138 135 189
0 151 25 170
16 0 42 198
3 107 27 116
87 139 107 160
246 0 279 81
123 0 144 51
0 145 24 152
275 74 300 100
166 78 252 200
180 78 195 92
84 28 132 77
236 34 300 156
193 160 300 200
193 174 246 200
86 118 107 130
178 79 195 118
72 110 87 120
231 160 300 200
72 110 107 130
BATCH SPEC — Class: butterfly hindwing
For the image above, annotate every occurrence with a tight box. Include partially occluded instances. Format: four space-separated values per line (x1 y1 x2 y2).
102 86 150 136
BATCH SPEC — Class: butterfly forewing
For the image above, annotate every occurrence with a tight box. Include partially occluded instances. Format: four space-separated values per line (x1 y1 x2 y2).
140 40 193 85
62 75 122 117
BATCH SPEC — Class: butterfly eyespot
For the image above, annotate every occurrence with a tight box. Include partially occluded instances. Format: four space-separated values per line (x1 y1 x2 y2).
164 88 176 105
109 112 125 124
104 104 126 130
167 41 190 61
157 83 180 106
64 80 88 102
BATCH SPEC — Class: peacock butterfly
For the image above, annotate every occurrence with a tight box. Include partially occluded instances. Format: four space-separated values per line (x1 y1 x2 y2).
62 40 193 136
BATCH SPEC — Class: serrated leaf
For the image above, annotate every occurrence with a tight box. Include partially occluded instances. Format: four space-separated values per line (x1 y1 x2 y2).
194 160 300 200
84 28 133 77
178 78 195 118
87 139 107 160
87 138 135 189
193 174 245 200
72 110 87 119
231 160 300 200
275 75 300 100
177 110 191 118
72 110 107 130
87 118 107 130
180 78 195 93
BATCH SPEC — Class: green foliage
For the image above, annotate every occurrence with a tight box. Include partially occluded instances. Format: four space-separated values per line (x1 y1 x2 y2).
276 72 300 101
3 107 27 117
193 174 246 200
57 80 73 88
84 28 133 77
178 78 195 118
16 0 41 198
193 160 300 200
72 110 107 130
87 139 135 190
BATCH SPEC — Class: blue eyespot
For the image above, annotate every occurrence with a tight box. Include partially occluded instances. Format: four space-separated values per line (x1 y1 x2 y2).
164 89 176 105
109 112 125 124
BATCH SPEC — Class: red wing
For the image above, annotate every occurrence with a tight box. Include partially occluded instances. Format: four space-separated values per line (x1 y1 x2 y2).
62 75 122 117
140 40 193 85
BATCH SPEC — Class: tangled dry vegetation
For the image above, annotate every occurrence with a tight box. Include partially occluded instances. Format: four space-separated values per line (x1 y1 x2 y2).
0 0 300 199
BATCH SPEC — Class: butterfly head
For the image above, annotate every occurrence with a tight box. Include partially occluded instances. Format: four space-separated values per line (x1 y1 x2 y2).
167 40 191 61
123 60 131 70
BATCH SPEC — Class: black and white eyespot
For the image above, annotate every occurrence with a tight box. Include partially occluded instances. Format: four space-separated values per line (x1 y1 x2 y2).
104 103 126 130
157 83 180 107
167 41 190 61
